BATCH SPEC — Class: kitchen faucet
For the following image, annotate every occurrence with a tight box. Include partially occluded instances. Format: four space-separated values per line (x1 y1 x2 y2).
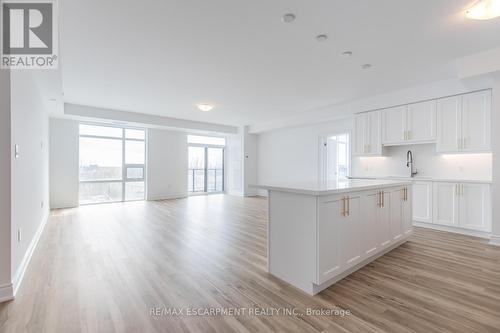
406 150 418 177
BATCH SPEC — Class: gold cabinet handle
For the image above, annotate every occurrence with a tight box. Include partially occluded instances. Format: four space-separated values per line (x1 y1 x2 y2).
347 197 350 216
341 197 345 216
381 191 385 207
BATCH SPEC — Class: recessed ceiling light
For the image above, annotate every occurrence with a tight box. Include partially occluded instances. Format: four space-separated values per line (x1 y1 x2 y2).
361 64 372 69
282 13 296 23
341 51 353 58
197 103 214 112
466 0 500 20
316 34 328 42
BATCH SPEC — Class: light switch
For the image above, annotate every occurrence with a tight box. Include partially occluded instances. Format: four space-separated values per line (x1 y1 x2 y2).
14 144 19 159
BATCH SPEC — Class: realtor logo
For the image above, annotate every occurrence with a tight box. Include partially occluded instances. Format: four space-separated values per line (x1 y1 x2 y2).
1 0 58 69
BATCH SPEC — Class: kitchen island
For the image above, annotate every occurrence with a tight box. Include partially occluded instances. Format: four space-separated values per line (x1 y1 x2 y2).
253 179 412 295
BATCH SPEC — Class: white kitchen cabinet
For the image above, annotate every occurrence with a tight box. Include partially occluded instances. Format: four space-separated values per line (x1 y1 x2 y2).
363 190 391 255
437 90 491 153
389 186 412 241
382 101 436 146
458 183 491 232
432 182 459 227
317 197 342 284
339 195 362 269
412 181 432 223
354 111 381 156
407 100 437 143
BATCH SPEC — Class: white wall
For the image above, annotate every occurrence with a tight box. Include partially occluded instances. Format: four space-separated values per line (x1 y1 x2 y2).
49 118 79 209
10 71 50 294
225 134 243 196
491 75 500 245
147 129 188 200
257 119 354 186
0 69 12 301
353 144 492 181
242 126 258 196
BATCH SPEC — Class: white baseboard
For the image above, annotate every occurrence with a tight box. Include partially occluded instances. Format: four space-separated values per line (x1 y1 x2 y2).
147 194 187 201
413 221 491 239
489 235 500 246
12 210 49 297
0 283 14 303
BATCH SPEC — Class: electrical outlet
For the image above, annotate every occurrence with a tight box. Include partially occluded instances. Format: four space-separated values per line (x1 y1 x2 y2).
17 229 21 243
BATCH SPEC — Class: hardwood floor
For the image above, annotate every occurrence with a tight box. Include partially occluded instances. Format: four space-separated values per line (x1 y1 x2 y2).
1 194 499 333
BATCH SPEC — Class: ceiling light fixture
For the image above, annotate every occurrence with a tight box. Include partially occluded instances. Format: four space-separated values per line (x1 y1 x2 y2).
316 34 328 42
361 64 372 69
341 51 353 58
282 13 296 23
197 103 214 112
466 0 500 20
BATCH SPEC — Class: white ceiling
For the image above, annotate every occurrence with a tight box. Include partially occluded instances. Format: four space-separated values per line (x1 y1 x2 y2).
60 0 500 127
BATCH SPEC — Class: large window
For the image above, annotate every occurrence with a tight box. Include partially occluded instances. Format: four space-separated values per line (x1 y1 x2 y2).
188 135 225 193
319 132 350 183
79 124 146 204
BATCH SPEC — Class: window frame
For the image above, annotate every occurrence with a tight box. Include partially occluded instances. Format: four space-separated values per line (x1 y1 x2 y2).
187 139 225 194
79 123 147 204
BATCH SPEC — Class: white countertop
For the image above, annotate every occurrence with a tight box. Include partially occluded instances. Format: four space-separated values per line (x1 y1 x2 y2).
350 175 492 184
252 179 411 196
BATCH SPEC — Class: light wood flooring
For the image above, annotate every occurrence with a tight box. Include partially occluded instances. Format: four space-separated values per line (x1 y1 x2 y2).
1 195 500 333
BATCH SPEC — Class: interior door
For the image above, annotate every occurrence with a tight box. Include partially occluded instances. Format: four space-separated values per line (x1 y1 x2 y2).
436 96 461 152
340 195 362 269
407 100 436 142
461 90 491 152
432 182 459 226
317 197 342 284
382 106 406 144
459 183 490 231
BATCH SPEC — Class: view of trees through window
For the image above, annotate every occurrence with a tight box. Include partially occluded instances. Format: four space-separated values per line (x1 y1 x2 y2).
187 135 225 193
79 124 146 204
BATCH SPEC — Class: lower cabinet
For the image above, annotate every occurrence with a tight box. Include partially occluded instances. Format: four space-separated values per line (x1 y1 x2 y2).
432 182 491 232
412 181 433 223
317 185 412 285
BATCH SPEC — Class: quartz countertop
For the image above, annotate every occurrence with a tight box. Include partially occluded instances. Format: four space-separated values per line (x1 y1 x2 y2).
251 179 411 196
349 176 492 184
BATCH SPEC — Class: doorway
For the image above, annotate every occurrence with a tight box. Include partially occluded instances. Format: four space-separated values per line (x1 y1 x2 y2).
319 132 351 183
187 135 225 194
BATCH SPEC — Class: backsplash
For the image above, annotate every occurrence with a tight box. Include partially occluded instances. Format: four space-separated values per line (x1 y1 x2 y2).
352 144 492 181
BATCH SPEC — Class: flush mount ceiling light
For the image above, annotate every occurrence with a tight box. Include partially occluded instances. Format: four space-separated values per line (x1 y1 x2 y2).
341 51 353 58
197 103 214 112
466 0 500 20
316 34 328 42
282 13 296 23
361 64 372 69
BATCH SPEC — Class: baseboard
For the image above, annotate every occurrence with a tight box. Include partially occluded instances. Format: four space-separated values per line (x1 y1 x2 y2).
0 284 14 303
489 235 500 246
12 210 49 297
413 221 491 239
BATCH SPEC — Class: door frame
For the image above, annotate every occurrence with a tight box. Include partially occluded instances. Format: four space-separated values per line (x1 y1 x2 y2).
318 130 352 184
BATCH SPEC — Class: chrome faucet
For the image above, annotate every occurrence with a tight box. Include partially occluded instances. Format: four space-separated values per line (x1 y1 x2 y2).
406 150 418 177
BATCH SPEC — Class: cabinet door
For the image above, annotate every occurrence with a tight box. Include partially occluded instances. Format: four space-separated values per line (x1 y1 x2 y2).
377 191 392 248
366 111 382 155
412 181 432 223
432 182 459 226
461 90 491 152
389 188 403 241
363 192 380 256
382 106 406 144
407 100 437 143
340 196 362 269
436 96 461 152
317 198 342 284
459 183 491 232
402 187 412 235
354 114 367 155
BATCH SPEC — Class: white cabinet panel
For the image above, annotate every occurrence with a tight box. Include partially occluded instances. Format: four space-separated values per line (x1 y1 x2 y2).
354 111 381 156
382 106 406 144
339 195 362 269
317 198 342 284
389 188 403 241
461 90 491 152
407 100 436 142
402 187 412 235
432 182 459 226
363 192 380 256
459 183 491 232
412 181 432 223
377 191 392 248
437 96 461 153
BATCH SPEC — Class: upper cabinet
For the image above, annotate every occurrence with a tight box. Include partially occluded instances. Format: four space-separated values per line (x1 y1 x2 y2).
437 90 491 153
354 111 381 156
382 100 436 146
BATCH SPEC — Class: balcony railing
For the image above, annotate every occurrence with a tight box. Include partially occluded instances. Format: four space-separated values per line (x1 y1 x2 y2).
188 168 224 193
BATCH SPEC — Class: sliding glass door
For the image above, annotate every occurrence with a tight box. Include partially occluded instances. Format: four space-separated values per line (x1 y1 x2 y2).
188 135 225 194
79 124 146 205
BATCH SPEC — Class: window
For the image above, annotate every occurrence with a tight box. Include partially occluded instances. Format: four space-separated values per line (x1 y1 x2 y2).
79 124 146 204
187 135 225 193
319 132 350 183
